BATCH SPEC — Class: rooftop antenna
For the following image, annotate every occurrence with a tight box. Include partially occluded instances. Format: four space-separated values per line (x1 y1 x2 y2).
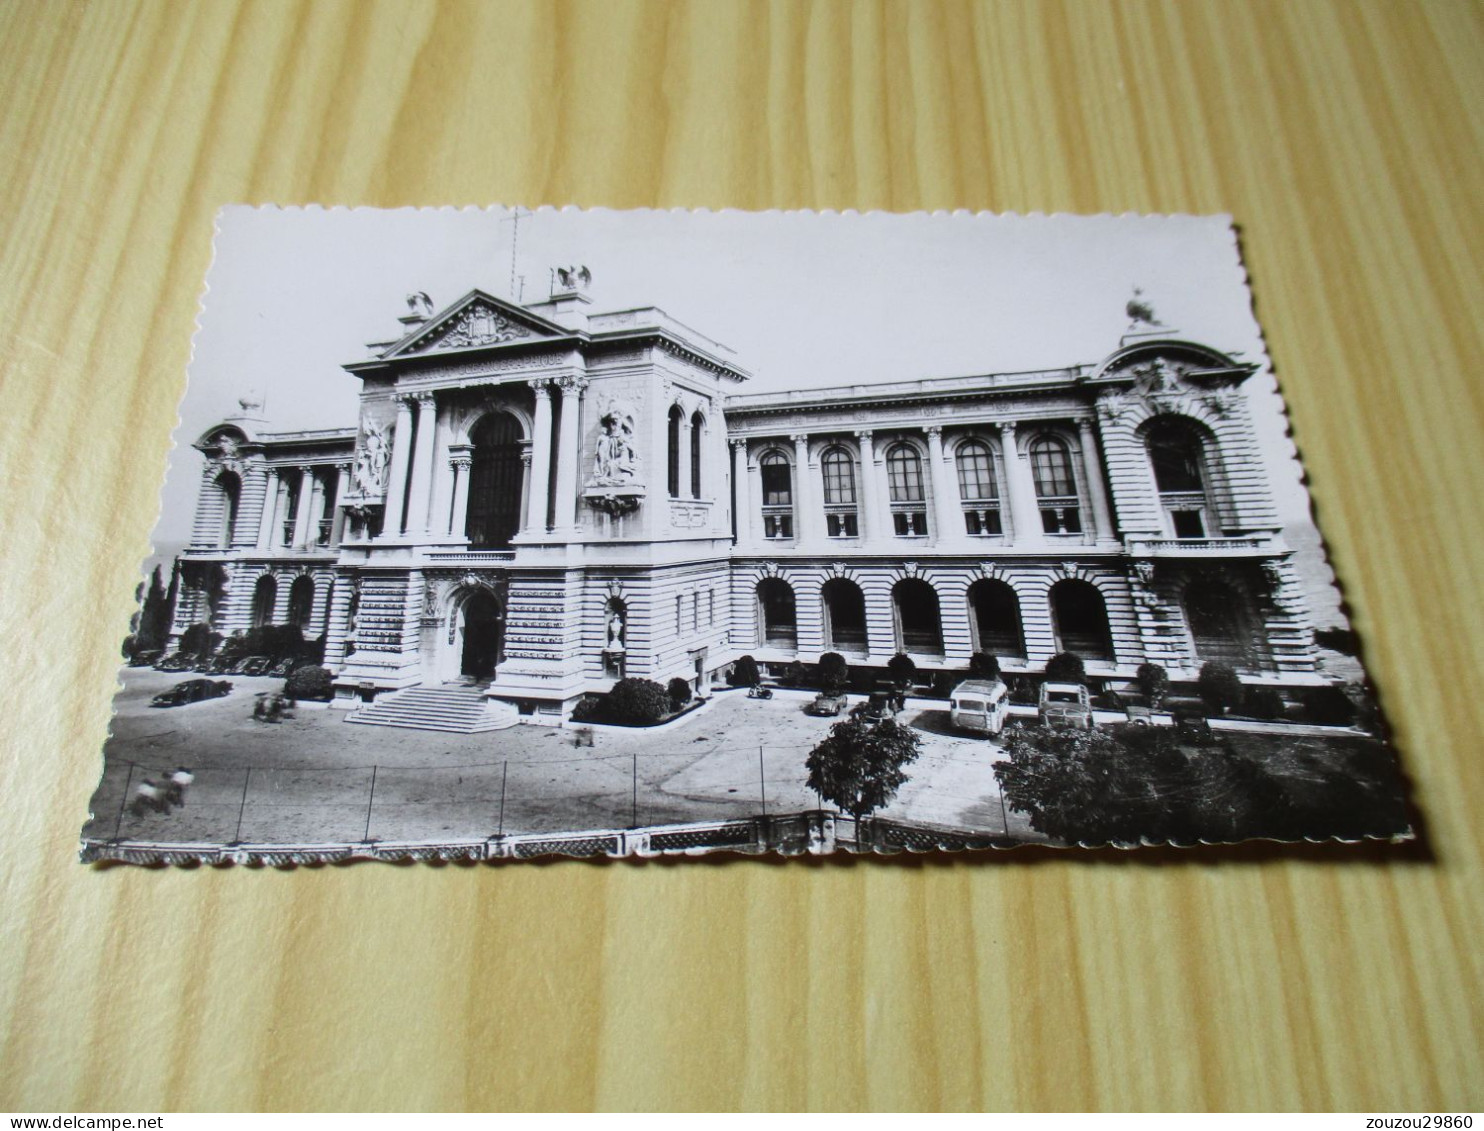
500 207 531 301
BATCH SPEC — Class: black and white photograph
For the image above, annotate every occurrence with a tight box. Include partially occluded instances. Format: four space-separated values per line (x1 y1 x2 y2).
81 206 1412 864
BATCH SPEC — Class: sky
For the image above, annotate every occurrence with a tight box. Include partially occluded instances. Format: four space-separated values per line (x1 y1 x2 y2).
155 206 1312 549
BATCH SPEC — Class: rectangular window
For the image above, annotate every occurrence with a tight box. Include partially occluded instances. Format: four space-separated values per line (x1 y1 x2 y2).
964 506 1003 536
1172 509 1206 538
826 512 859 538
893 510 928 537
1040 505 1082 535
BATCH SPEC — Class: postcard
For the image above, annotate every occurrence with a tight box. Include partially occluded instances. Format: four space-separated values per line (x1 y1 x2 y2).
81 206 1411 863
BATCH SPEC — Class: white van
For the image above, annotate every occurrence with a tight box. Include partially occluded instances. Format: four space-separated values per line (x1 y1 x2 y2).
949 679 1010 736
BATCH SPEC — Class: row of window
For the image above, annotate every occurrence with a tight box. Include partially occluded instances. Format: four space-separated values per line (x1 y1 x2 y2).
756 436 1082 540
753 574 1271 672
749 416 1221 542
209 470 340 550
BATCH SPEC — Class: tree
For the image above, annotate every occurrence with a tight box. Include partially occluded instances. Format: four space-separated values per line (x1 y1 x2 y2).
968 651 1001 682
1197 662 1245 716
667 676 693 708
728 654 761 688
818 651 849 696
886 652 917 689
1136 662 1169 708
806 716 922 823
1045 651 1086 684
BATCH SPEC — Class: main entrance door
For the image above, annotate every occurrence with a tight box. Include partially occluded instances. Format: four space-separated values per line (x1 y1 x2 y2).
460 590 504 680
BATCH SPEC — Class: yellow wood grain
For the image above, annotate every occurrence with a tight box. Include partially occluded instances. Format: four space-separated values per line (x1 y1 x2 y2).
1 0 1481 1112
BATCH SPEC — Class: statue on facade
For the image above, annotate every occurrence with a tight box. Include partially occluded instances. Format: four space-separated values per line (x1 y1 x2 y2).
352 418 392 496
592 409 639 486
606 607 626 651
1126 287 1165 329
406 291 434 318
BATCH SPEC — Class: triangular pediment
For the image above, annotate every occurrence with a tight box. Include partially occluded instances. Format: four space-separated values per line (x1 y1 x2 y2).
383 290 571 357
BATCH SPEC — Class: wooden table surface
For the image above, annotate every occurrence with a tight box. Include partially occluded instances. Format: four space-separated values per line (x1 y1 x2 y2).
1 0 1481 1112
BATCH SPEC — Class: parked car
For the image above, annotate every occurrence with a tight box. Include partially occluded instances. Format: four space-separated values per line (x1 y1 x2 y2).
1173 708 1215 744
949 679 1009 736
850 691 898 724
239 655 274 677
805 693 848 717
155 652 195 673
1038 681 1093 729
151 679 233 708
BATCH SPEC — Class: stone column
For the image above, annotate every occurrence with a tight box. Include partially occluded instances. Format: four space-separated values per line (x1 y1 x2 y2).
448 448 473 538
255 467 280 550
526 379 553 533
307 470 328 548
330 463 351 545
854 431 876 543
731 438 750 544
382 395 415 537
791 433 812 545
405 391 438 536
1078 418 1116 542
998 421 1043 546
554 375 587 532
518 448 533 533
292 467 317 550
925 425 956 546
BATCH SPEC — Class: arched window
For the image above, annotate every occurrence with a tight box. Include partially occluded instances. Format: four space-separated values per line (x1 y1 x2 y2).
820 446 859 538
822 578 868 652
251 575 277 628
466 413 523 548
759 450 794 540
893 578 943 654
1184 579 1269 673
1145 417 1212 539
955 441 1001 536
756 578 797 648
886 444 928 536
1049 579 1112 663
690 410 704 499
667 406 683 497
215 471 241 548
288 576 315 631
1030 436 1082 535
968 578 1024 658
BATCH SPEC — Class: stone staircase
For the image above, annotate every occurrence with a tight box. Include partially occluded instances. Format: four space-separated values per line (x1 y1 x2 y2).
346 685 518 733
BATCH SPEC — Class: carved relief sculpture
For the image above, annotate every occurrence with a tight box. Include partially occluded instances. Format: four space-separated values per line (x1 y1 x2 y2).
351 417 393 498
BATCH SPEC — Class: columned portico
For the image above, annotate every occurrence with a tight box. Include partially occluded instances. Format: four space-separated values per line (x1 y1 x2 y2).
525 379 553 533
405 391 439 535
382 395 415 536
553 375 587 532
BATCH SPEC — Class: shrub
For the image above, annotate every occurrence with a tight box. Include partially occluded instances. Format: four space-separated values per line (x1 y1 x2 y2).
968 652 1001 682
605 677 672 725
1136 662 1169 708
284 665 334 701
728 654 761 688
569 694 602 723
1244 686 1286 721
667 677 693 708
177 623 221 660
1303 685 1358 727
818 652 849 696
1197 662 1245 716
886 653 917 690
1045 651 1086 684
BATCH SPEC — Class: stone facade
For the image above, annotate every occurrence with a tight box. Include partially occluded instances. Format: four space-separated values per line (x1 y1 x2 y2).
173 282 1324 721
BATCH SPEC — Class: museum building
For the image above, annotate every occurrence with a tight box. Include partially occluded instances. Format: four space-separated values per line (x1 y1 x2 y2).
172 273 1322 726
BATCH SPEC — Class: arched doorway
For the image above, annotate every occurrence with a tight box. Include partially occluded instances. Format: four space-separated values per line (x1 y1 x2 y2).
1049 579 1113 662
460 590 504 680
756 578 797 648
466 413 524 549
969 578 1025 658
251 575 277 627
821 578 867 653
1185 578 1269 672
288 576 315 631
893 578 943 654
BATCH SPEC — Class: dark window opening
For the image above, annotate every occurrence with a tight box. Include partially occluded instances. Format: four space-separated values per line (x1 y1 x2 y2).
822 578 868 652
969 579 1025 658
1050 579 1113 663
757 578 797 648
466 413 523 549
893 578 943 654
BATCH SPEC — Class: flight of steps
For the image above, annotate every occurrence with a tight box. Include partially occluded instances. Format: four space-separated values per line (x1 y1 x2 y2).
346 685 518 733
